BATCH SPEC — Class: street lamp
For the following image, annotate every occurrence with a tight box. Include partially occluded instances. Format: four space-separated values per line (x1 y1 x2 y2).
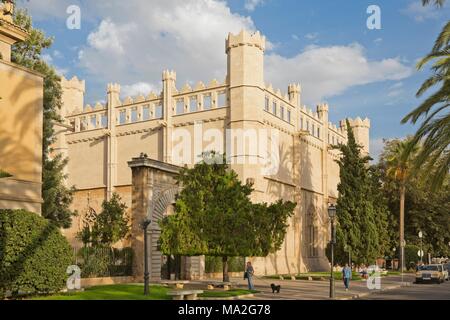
142 219 152 296
392 247 397 271
418 231 423 264
328 204 337 299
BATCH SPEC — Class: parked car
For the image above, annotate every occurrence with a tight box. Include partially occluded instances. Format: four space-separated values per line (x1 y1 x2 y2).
443 263 450 281
415 264 445 284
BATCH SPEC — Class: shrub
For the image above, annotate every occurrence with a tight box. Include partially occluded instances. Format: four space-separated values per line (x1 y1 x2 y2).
0 209 72 297
75 246 133 278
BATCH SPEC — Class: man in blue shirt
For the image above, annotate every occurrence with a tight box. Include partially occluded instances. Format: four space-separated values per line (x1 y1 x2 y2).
342 263 352 291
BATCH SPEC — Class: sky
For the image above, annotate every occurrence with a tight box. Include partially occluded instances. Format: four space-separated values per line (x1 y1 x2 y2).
17 0 450 161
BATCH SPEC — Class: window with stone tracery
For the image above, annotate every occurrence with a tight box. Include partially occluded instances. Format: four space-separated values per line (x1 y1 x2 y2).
190 96 197 112
203 94 212 110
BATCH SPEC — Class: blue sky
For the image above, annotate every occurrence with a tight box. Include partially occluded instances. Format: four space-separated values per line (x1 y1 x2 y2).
19 0 450 160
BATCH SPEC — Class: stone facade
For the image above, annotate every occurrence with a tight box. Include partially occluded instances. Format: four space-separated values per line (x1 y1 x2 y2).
56 30 370 276
0 5 44 214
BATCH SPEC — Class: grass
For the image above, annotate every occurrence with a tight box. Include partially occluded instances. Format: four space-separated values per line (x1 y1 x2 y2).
32 284 171 300
199 289 259 298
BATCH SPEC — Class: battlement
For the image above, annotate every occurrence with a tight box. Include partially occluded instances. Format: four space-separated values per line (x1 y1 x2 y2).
162 70 176 81
61 76 85 92
345 117 371 129
288 83 301 94
226 30 266 53
317 103 328 113
107 83 121 94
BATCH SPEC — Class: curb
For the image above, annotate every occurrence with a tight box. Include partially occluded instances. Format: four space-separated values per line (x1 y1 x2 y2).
338 281 413 300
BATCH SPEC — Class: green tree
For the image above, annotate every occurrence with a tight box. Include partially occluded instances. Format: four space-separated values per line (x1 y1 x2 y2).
159 152 295 282
331 120 389 265
401 0 449 190
81 193 130 246
384 138 418 272
379 139 450 260
11 8 76 227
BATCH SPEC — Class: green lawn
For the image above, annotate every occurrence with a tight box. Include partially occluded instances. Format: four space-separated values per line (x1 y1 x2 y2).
33 284 170 300
199 289 259 298
265 270 403 281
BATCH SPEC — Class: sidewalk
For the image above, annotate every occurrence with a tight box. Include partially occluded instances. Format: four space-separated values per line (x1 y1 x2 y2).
193 274 414 300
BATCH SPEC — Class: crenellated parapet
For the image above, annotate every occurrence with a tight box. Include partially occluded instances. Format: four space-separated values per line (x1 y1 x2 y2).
61 76 85 93
226 30 266 53
346 117 371 129
162 69 176 81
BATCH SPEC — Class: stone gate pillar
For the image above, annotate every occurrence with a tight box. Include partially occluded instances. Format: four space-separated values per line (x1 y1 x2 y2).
128 154 204 281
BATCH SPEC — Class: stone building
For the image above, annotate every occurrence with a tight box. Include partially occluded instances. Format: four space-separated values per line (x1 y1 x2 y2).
56 30 370 278
0 3 44 214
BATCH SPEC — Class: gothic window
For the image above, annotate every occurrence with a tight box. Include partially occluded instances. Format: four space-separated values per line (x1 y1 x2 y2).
280 105 285 120
317 127 320 138
332 135 335 144
155 103 163 118
312 123 315 136
101 114 108 127
287 109 291 123
90 115 96 128
306 120 309 132
299 116 303 130
265 96 269 111
119 110 126 124
80 117 87 131
203 94 212 110
218 91 227 107
272 101 277 115
142 105 150 120
176 99 184 115
131 108 138 122
190 96 197 112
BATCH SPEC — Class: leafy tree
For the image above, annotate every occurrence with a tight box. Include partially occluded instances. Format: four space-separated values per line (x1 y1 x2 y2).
11 8 76 227
78 193 130 246
384 138 418 271
379 139 450 258
159 152 295 282
402 0 449 190
331 120 389 265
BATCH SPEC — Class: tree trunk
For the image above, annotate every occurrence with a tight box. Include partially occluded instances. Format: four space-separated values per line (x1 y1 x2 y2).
222 256 229 282
399 184 405 273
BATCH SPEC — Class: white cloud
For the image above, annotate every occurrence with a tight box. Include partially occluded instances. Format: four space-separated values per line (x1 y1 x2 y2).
75 0 255 89
23 0 412 107
305 32 318 40
244 0 264 11
374 38 383 45
121 82 160 98
87 19 135 55
401 1 449 22
265 43 412 105
291 34 300 41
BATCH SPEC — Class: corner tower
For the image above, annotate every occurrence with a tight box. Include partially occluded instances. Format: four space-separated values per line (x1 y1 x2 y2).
226 30 266 188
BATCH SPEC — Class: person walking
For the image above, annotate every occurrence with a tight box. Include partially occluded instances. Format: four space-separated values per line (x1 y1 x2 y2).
342 263 352 291
245 261 255 290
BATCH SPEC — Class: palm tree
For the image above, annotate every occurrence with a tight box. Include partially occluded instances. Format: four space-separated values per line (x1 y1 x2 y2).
386 139 418 273
401 0 449 190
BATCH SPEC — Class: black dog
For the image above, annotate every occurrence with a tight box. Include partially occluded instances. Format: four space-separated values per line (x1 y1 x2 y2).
270 283 281 293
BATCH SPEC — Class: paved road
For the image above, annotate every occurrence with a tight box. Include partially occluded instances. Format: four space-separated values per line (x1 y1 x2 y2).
362 279 450 300
192 275 416 300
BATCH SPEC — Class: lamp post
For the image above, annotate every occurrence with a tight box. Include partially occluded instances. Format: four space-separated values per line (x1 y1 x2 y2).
418 231 423 264
328 204 337 299
392 247 397 271
142 219 151 296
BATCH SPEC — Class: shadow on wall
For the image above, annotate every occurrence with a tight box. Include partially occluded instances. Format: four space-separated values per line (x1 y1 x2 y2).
264 134 327 274
0 65 42 182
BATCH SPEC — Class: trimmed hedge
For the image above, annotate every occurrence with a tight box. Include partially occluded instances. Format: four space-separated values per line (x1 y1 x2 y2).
0 209 72 297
